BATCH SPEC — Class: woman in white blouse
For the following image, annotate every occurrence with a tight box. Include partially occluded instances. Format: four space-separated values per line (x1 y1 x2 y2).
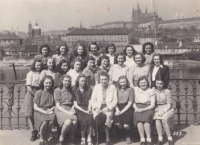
123 45 136 67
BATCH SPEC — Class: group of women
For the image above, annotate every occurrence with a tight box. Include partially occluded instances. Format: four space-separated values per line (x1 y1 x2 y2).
22 41 174 145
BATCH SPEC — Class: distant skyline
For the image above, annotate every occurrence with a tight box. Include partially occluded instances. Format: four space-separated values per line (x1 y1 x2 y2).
0 0 200 32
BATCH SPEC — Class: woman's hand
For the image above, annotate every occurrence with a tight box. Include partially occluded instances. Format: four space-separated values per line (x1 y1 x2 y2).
135 108 144 113
158 111 165 117
102 107 110 113
115 110 120 116
85 110 92 115
68 110 76 115
46 109 53 114
155 108 159 112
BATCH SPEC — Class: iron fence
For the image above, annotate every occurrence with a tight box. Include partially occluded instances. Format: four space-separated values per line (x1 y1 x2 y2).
0 79 199 130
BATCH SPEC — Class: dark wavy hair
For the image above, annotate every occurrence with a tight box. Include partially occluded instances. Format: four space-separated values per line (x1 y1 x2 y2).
56 43 68 55
137 76 150 88
85 56 95 66
151 53 164 65
47 57 56 70
97 55 110 66
70 58 83 70
123 45 136 56
39 75 54 90
58 74 72 91
74 43 87 58
133 53 146 64
117 75 130 89
142 42 154 55
74 73 90 90
105 43 116 54
88 42 100 52
114 53 126 64
30 58 43 72
99 71 109 80
55 59 70 73
39 44 50 55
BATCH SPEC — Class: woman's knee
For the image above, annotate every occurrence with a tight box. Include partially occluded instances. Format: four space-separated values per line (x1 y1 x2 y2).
63 119 72 126
124 124 131 130
72 120 78 125
161 120 167 125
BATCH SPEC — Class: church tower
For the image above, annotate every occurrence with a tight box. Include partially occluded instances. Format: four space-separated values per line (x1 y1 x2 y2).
28 21 32 40
131 6 135 22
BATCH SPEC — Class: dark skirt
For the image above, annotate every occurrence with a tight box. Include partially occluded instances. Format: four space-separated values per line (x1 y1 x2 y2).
134 104 154 126
55 105 77 127
34 111 56 131
113 104 133 126
75 105 93 130
22 87 39 117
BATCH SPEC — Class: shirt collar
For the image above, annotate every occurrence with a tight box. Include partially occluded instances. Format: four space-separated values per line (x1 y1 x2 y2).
113 64 126 69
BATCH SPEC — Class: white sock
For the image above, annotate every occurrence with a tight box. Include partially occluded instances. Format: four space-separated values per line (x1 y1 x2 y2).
59 136 64 141
147 138 152 142
140 138 145 142
87 137 92 142
158 136 163 141
168 136 173 141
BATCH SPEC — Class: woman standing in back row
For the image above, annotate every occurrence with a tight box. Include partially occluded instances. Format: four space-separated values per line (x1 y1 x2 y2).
142 42 155 67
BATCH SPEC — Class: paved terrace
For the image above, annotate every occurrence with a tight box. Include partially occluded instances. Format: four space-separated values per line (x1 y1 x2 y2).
0 125 200 145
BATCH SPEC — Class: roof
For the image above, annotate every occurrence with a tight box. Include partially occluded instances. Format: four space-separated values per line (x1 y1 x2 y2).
138 12 157 18
66 29 129 35
0 32 22 40
160 17 200 24
156 42 200 49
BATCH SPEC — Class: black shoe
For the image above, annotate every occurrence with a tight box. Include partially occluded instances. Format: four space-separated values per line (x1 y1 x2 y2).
69 139 75 145
39 142 45 145
146 142 152 145
30 130 38 142
106 141 111 145
168 140 174 145
157 140 163 145
140 142 145 145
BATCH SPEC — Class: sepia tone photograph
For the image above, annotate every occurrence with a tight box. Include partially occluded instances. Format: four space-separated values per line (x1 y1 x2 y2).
0 0 200 145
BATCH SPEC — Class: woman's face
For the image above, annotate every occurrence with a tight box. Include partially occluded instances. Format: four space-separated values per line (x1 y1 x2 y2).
154 56 161 66
87 60 95 69
74 61 81 72
61 63 68 72
117 55 125 65
145 45 152 55
77 46 84 55
79 77 86 88
35 62 42 72
139 79 148 90
47 59 54 70
41 47 48 56
156 80 164 91
60 46 67 55
101 59 109 68
90 44 98 54
119 78 127 89
44 78 52 90
126 47 133 57
62 77 71 88
108 46 115 55
135 54 142 65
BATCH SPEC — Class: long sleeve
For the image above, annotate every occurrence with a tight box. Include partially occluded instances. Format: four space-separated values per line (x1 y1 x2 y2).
147 67 151 87
90 85 98 109
128 66 134 88
164 66 170 89
107 86 118 110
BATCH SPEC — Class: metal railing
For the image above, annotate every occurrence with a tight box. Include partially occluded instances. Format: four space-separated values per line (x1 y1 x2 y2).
0 79 199 130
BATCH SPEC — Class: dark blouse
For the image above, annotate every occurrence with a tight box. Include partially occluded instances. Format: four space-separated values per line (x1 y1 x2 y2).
34 89 54 110
82 67 96 87
54 88 74 106
117 87 134 104
73 87 92 106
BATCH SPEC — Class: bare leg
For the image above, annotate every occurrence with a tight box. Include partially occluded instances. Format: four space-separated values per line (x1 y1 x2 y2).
86 124 93 139
59 119 72 141
156 120 163 141
105 126 110 142
69 120 78 140
162 120 172 138
137 122 145 139
40 121 48 142
28 116 34 131
44 121 54 140
144 122 151 142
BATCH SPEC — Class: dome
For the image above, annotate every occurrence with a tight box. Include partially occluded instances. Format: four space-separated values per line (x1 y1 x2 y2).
33 22 40 29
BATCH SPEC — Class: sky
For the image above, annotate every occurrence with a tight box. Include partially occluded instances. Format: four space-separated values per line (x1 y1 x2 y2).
0 0 200 32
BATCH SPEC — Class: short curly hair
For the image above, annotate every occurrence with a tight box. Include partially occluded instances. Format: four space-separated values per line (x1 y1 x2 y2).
58 74 72 91
137 76 150 88
57 43 68 55
151 53 164 65
39 44 50 55
114 53 126 64
55 59 70 73
117 75 130 89
39 75 54 90
133 53 146 64
74 43 87 58
142 42 154 55
74 73 90 90
88 42 100 52
105 43 116 54
123 45 136 56
97 55 110 66
30 58 43 72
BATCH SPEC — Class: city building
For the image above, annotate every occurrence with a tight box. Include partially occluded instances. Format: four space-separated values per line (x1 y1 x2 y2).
61 29 129 49
0 32 23 46
137 35 162 45
28 21 42 40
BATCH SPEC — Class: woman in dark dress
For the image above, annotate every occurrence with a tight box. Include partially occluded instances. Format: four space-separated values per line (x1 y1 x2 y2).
54 74 77 145
114 76 134 144
150 53 169 89
73 74 93 145
34 75 55 145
